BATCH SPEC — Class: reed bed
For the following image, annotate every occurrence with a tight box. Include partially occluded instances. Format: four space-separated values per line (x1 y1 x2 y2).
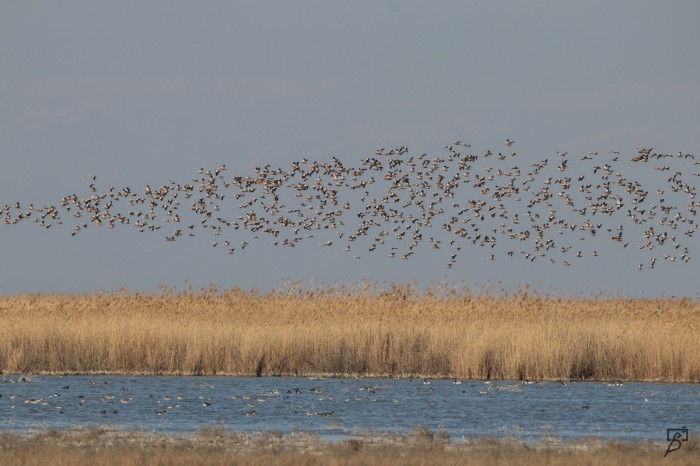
1 283 699 381
0 427 696 466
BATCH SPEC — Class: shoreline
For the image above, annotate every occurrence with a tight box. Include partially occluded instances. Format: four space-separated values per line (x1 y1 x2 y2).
0 372 687 384
0 427 691 466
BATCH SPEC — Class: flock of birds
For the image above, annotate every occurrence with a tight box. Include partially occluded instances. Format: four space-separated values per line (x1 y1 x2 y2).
0 376 631 424
2 140 699 270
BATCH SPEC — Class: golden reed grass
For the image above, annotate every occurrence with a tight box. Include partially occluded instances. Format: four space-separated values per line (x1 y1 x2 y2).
0 282 698 381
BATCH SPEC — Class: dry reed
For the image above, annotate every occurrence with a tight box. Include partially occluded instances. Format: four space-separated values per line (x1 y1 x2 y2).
0 427 696 466
1 282 699 381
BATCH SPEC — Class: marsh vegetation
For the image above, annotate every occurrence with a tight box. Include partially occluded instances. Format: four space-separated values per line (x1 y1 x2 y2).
0 427 695 466
1 283 698 382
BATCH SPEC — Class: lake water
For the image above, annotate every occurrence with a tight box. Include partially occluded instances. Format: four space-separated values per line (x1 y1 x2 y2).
1 376 697 443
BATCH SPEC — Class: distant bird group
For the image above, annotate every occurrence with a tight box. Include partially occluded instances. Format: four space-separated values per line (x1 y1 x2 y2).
2 141 698 270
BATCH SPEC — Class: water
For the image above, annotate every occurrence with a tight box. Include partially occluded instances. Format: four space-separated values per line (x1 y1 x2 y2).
1 376 697 443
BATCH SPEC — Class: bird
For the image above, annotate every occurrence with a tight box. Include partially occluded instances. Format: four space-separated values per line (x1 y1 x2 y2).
3 139 696 273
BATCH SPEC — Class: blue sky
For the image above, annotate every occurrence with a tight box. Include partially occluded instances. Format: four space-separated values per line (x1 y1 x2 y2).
2 2 699 296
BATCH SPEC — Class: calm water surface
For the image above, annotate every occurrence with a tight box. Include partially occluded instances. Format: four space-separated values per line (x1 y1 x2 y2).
1 376 697 443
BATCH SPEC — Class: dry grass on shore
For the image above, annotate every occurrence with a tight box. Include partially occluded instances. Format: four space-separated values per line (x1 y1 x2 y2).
0 427 697 466
0 283 699 381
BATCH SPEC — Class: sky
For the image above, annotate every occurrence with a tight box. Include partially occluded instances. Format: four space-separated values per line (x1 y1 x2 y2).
2 1 700 297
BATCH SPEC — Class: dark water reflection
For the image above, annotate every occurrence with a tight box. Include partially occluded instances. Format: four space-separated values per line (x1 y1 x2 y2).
1 376 697 443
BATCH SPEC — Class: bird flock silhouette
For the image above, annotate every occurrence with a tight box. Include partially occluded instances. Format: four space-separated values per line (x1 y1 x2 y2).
3 141 698 270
